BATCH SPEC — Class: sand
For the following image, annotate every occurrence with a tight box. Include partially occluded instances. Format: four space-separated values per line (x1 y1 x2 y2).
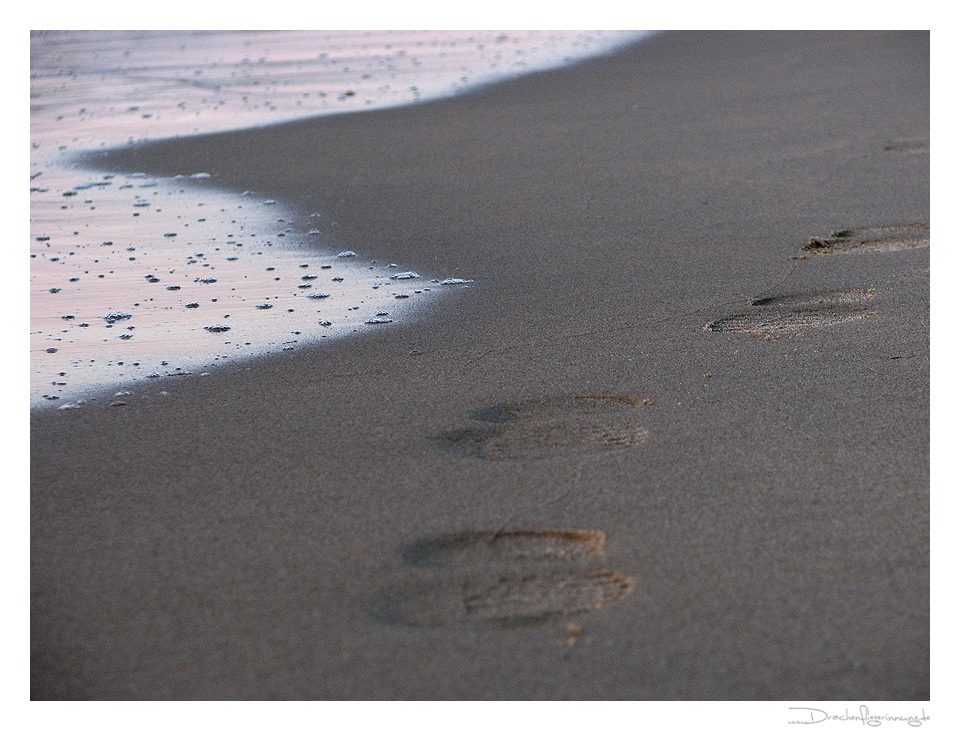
31 31 929 700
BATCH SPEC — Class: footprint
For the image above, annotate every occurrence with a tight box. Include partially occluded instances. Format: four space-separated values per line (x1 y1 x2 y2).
705 288 876 334
882 138 929 155
403 529 607 568
463 570 634 623
388 570 634 627
415 395 643 626
705 308 873 334
439 422 649 461
437 395 649 461
386 525 634 627
749 288 875 308
802 224 929 255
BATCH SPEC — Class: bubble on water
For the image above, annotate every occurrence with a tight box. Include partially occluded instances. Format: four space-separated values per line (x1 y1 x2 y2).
103 311 132 323
439 278 474 285
390 271 420 280
365 316 393 324
337 251 357 258
204 324 231 332
307 292 330 299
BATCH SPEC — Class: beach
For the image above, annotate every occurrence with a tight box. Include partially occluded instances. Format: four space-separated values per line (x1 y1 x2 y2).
31 30 929 700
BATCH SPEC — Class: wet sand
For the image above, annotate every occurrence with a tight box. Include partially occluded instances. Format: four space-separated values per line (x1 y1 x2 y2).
31 31 929 700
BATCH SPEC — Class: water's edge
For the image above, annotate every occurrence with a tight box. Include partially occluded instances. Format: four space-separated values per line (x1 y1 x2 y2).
31 31 655 409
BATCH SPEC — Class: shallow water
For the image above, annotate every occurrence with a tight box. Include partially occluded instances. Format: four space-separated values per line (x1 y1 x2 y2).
30 30 651 408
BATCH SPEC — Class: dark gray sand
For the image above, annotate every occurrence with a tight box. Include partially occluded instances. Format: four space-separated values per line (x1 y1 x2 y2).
31 31 929 700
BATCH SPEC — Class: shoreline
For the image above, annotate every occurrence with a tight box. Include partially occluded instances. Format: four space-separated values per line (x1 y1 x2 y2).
33 31 646 410
32 31 929 700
